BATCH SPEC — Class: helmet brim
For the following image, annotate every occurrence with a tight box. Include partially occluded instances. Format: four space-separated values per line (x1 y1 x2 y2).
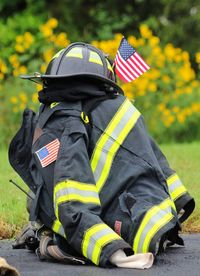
20 73 124 94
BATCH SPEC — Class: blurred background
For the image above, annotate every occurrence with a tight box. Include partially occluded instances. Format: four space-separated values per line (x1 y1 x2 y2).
0 0 200 146
0 0 200 238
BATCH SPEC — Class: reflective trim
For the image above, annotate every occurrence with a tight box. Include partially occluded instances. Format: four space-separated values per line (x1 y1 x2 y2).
91 98 140 192
82 223 121 265
106 59 114 72
50 102 60 108
66 47 83 58
167 174 187 201
52 219 66 238
89 51 103 65
133 198 175 253
52 49 64 59
54 180 100 216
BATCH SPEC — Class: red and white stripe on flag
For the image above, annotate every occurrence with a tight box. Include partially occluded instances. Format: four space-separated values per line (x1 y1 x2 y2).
114 37 150 83
36 138 60 168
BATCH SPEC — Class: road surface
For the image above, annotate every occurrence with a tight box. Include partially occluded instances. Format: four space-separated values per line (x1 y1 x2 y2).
0 234 200 276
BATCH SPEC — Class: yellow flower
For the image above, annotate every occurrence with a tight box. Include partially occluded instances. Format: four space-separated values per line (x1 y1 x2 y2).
177 113 185 123
47 18 58 29
185 86 192 94
0 62 7 73
163 109 171 117
139 24 152 39
54 33 69 48
148 82 157 92
195 52 200 63
172 106 180 113
24 32 34 44
19 66 27 74
164 43 176 61
184 107 192 116
0 73 4 80
36 83 43 91
40 63 47 73
10 96 18 104
149 36 160 47
40 24 53 37
191 103 200 113
9 54 18 64
43 48 54 62
137 38 145 46
191 80 199 87
174 54 182 63
32 93 38 103
13 107 19 113
178 66 195 82
128 36 138 48
16 35 24 43
15 44 25 53
13 69 20 76
9 55 20 67
19 92 27 103
164 115 175 127
162 75 170 84
158 103 166 112
20 102 26 110
181 51 189 62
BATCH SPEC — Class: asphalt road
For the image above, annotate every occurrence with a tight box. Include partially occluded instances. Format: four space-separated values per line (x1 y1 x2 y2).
0 234 200 276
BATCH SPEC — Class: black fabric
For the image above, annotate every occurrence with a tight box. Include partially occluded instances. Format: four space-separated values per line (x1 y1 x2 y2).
38 79 122 104
8 109 37 192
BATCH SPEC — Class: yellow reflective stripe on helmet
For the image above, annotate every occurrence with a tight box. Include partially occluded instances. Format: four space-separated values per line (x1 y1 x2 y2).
89 51 103 66
167 173 187 201
66 47 83 58
82 223 121 265
91 98 140 192
52 219 66 238
133 198 175 253
106 59 114 73
52 49 64 59
54 180 100 217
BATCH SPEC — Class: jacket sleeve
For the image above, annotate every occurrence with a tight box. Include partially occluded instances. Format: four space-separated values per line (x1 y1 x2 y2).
149 136 195 220
53 116 132 267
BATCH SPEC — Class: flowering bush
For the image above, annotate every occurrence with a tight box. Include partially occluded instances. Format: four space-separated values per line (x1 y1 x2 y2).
0 19 199 146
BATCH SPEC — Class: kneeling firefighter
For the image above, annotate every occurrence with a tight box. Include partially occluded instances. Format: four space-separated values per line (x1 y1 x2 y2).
9 42 195 269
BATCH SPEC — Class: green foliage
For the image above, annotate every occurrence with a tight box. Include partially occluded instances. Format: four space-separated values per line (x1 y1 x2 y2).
0 0 200 60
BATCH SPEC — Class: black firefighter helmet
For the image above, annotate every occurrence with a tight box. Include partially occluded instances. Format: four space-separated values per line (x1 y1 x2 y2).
21 42 123 94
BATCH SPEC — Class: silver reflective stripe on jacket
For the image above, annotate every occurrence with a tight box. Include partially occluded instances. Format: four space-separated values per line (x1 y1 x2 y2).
91 98 140 192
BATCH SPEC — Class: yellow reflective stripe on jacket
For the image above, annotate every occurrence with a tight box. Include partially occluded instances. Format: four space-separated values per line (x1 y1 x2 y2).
82 223 121 265
54 180 100 216
52 218 66 238
91 98 140 192
133 198 175 253
167 174 187 201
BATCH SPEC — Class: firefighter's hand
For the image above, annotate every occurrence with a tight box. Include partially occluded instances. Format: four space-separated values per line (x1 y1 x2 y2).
110 249 154 269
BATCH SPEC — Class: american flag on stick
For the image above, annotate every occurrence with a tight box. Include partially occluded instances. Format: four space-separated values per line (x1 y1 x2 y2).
36 139 60 168
114 37 150 83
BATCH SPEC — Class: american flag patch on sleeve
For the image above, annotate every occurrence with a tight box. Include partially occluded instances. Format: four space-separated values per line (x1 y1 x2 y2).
36 139 60 168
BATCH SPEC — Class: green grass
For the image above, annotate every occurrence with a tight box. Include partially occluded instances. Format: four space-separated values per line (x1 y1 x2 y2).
160 142 200 232
0 149 28 230
0 142 199 238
